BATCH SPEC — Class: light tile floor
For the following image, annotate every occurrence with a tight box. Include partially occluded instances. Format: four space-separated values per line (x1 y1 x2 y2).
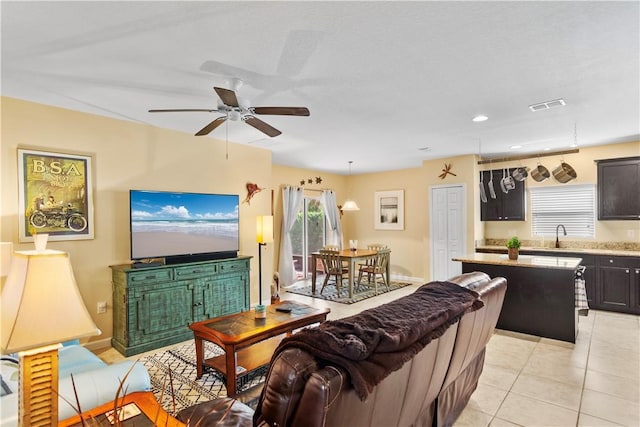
96 280 640 426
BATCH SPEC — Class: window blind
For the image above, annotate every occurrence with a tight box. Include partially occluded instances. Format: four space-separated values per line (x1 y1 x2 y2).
530 184 595 237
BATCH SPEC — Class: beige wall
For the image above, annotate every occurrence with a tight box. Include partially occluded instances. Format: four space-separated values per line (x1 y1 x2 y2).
2 97 638 347
346 166 430 281
481 141 640 243
1 97 274 347
339 144 639 281
344 155 480 281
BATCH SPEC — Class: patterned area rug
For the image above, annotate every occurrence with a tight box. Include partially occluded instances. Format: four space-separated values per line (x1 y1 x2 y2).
140 341 267 416
285 279 413 304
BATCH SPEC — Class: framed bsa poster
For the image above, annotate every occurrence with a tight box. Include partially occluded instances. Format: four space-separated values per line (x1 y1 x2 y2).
18 148 94 242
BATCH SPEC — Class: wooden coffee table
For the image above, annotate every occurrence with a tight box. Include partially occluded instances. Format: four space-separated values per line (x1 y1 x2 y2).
189 301 330 396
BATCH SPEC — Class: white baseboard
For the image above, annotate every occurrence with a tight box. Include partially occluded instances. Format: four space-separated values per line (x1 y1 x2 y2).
83 337 112 351
392 274 424 284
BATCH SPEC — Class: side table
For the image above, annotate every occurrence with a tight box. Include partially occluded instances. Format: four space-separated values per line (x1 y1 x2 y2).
59 391 185 427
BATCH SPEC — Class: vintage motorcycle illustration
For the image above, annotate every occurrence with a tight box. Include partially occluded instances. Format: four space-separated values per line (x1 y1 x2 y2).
29 203 88 232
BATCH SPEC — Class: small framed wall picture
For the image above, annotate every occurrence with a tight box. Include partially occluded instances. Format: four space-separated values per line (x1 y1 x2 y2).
18 148 95 242
374 190 404 230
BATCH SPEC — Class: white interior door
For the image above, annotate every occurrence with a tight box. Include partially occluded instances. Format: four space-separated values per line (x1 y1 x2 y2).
430 185 466 281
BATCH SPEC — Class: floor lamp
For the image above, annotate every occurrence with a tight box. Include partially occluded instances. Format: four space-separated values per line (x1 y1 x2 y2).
1 249 101 426
256 215 274 319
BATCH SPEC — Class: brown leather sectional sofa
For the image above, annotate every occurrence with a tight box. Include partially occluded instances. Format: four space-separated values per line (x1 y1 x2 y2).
177 271 507 427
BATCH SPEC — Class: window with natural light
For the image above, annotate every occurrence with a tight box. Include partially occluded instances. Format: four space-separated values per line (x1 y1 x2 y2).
530 184 596 238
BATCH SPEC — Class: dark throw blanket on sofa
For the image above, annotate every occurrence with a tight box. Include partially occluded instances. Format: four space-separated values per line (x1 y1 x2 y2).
274 281 484 400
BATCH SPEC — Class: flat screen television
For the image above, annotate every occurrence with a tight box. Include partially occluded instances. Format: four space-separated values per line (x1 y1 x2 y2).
129 190 239 265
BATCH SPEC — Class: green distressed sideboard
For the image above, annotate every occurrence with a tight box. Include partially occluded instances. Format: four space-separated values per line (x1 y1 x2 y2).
110 256 251 356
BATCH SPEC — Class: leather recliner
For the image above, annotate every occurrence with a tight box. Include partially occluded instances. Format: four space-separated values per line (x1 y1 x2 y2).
177 272 507 427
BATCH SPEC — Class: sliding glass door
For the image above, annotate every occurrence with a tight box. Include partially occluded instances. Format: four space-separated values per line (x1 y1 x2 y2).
291 197 327 281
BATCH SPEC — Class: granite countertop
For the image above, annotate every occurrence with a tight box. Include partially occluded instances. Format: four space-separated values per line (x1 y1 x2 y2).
452 253 583 270
476 245 640 258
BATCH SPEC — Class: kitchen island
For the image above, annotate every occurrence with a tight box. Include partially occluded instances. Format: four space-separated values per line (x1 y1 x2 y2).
453 253 582 343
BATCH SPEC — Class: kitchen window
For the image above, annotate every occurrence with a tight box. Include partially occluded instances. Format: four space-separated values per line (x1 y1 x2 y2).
530 184 596 238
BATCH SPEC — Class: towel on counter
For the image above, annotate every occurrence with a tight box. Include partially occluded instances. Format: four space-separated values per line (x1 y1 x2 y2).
575 265 589 316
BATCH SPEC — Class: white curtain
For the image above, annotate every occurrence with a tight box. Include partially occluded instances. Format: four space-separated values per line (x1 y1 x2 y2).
278 186 305 287
320 190 344 249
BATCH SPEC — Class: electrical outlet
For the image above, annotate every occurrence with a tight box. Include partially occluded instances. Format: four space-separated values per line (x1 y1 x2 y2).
627 229 636 239
97 301 107 314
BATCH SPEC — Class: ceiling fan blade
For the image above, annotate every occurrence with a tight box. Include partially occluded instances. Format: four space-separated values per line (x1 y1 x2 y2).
195 117 227 136
252 107 310 116
149 109 218 113
214 87 239 107
244 116 282 137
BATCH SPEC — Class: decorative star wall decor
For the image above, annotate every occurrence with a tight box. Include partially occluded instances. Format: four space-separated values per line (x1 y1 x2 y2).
299 176 323 186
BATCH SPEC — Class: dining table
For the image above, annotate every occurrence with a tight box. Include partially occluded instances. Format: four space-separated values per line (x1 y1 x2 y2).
310 248 390 298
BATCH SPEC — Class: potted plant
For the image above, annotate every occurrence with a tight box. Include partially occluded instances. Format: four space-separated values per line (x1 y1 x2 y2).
506 236 521 260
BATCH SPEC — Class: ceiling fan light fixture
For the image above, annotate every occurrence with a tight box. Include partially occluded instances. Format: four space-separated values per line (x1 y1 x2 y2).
228 110 241 121
148 83 309 137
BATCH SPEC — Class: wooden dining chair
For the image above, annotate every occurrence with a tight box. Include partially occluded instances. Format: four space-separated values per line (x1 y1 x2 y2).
356 248 391 294
324 245 350 270
358 244 387 283
319 249 348 295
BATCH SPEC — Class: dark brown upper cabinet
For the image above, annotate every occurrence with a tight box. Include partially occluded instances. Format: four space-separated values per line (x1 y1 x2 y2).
480 169 526 221
597 156 640 220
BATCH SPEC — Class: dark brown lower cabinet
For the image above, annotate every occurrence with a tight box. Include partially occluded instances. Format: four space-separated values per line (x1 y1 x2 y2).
480 248 639 314
597 256 640 314
634 267 640 312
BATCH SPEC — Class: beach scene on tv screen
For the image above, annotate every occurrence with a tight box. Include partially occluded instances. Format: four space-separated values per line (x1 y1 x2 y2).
130 191 239 259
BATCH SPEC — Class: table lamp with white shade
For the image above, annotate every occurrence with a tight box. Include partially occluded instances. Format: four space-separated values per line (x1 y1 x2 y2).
1 249 101 426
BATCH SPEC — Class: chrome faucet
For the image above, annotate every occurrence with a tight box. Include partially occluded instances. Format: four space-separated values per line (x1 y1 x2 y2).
555 224 567 248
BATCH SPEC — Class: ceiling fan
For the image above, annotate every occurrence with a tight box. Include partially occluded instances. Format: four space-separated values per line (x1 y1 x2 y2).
148 80 310 137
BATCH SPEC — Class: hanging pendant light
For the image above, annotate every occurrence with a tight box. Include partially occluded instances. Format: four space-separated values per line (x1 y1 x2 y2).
342 161 360 211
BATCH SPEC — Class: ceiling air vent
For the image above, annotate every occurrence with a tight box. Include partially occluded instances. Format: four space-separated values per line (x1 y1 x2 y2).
529 98 566 112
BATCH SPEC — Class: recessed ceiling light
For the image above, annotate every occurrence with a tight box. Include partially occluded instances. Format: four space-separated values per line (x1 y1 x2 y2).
472 115 488 122
543 147 551 151
510 145 522 149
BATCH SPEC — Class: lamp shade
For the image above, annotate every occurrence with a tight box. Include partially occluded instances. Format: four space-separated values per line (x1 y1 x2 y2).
256 215 274 244
1 250 101 354
341 199 360 211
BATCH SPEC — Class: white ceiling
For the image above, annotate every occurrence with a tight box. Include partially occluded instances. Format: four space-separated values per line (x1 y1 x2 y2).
2 1 639 175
